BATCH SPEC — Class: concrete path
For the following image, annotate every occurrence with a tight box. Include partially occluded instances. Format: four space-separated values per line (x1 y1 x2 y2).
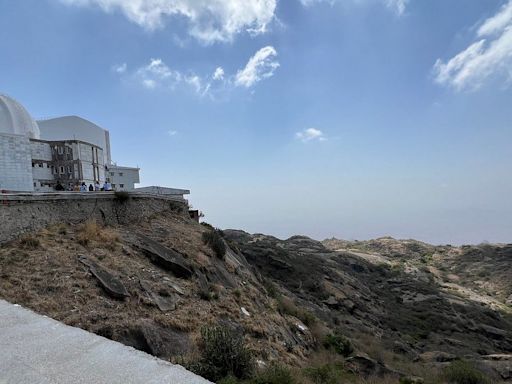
0 300 211 384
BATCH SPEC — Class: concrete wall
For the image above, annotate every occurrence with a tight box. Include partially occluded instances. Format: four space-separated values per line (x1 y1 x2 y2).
107 166 140 191
0 192 187 244
30 140 53 161
38 116 112 166
0 133 34 191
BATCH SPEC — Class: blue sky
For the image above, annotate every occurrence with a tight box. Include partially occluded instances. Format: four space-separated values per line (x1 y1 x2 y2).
1 0 511 244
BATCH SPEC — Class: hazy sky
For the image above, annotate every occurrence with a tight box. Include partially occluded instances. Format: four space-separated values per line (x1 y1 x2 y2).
1 0 511 244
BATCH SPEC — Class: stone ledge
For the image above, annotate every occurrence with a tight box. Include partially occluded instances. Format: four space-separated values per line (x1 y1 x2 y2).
0 191 187 203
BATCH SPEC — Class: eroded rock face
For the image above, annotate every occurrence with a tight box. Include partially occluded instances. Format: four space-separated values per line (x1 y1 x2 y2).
419 351 457 363
78 256 130 299
345 353 398 377
223 230 512 365
134 233 193 279
140 279 178 312
99 319 191 360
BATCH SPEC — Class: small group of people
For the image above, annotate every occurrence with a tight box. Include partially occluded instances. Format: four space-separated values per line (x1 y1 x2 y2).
54 180 112 192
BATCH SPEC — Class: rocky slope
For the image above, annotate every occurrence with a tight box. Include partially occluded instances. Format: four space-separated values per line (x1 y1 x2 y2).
224 232 512 380
0 209 511 382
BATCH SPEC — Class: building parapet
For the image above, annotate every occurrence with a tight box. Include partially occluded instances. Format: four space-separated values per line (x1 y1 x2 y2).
0 191 187 203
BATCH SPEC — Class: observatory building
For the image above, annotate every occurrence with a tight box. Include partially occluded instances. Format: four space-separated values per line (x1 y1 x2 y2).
0 93 140 192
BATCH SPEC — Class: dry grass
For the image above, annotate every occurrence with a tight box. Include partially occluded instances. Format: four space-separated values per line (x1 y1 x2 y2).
19 234 41 249
76 219 120 249
277 296 317 326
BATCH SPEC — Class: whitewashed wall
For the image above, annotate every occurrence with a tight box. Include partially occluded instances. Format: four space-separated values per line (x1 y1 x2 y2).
30 141 52 161
0 133 34 191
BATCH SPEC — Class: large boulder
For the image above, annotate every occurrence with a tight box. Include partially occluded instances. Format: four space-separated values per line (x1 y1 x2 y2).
78 256 129 299
135 234 193 279
100 319 191 360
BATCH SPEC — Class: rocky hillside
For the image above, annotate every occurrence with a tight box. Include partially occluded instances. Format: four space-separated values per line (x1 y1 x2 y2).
0 208 511 383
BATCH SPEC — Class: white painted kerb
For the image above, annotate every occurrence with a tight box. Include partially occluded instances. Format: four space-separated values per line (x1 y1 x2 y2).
0 300 211 384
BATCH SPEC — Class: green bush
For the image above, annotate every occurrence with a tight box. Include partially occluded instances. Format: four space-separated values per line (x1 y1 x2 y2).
322 333 353 357
304 363 346 384
217 376 241 384
251 364 295 384
441 360 490 384
193 325 253 382
202 229 227 259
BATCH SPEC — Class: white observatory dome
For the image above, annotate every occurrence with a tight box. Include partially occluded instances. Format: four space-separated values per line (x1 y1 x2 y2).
0 94 40 139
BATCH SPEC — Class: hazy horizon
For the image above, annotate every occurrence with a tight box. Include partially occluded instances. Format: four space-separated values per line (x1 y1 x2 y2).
1 0 511 245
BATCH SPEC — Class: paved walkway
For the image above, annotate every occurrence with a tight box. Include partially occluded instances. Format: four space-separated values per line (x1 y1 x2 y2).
0 300 211 384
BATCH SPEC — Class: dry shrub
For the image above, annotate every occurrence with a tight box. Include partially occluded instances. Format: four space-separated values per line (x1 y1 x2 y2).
441 360 490 384
354 375 401 384
309 322 329 346
202 229 226 259
54 223 68 235
19 235 41 249
77 219 120 248
352 332 395 365
277 296 317 326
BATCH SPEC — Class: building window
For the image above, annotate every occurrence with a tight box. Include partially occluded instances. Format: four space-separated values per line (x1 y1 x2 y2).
110 172 115 176
38 163 44 168
32 163 35 167
67 166 72 173
119 172 123 176
60 166 64 174
112 184 116 188
120 184 124 188
66 147 71 154
58 147 64 155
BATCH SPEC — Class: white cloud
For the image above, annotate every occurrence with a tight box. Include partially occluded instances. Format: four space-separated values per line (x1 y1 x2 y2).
295 128 326 142
299 0 409 15
235 46 279 88
385 0 409 16
184 74 202 93
168 130 178 136
122 46 279 96
59 0 276 44
135 58 181 89
112 62 127 73
434 0 512 91
213 67 225 80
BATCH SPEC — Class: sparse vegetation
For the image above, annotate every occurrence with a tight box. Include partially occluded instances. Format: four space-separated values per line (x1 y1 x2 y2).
303 363 347 384
169 200 185 213
262 279 279 299
441 360 490 384
76 219 120 248
277 296 317 326
19 234 40 249
202 228 227 259
192 325 254 382
322 332 353 357
251 364 296 384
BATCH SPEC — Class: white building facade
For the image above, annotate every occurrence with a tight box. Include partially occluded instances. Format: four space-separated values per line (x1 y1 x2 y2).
106 165 140 191
0 93 140 192
0 94 41 191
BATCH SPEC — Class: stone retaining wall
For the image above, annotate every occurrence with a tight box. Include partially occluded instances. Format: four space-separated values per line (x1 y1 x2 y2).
0 192 187 243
